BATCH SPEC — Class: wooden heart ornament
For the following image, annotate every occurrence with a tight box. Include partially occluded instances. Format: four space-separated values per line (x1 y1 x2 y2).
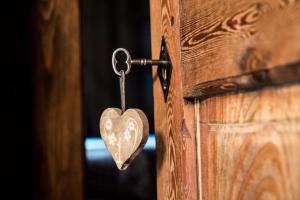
99 108 149 170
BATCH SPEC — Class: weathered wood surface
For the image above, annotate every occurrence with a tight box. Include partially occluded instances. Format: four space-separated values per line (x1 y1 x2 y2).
187 61 300 99
181 0 300 98
150 0 198 199
99 108 149 170
198 84 300 199
151 0 300 199
31 0 84 199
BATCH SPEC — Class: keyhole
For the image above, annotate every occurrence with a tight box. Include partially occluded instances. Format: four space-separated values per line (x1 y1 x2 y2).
170 16 174 27
162 68 167 90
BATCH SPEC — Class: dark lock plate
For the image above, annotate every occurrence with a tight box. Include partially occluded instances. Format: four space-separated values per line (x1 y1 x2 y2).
158 37 172 102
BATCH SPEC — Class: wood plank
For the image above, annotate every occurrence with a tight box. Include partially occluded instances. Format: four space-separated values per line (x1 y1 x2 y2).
198 84 300 199
187 61 300 99
181 0 300 98
31 0 84 199
150 0 198 199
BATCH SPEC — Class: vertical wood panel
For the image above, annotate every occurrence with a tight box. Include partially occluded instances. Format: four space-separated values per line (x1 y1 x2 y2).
195 99 202 200
198 84 300 199
151 0 300 199
31 0 84 199
150 0 198 199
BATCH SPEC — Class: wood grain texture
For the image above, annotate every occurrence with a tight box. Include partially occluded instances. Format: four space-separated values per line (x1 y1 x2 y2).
31 0 84 199
99 108 149 170
151 0 300 199
187 61 300 99
150 0 198 199
198 84 300 199
181 0 300 98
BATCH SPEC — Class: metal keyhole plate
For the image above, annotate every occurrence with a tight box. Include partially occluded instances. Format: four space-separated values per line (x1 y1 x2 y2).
157 37 172 102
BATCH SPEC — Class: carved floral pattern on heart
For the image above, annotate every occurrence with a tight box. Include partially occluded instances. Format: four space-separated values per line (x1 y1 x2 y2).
99 108 149 170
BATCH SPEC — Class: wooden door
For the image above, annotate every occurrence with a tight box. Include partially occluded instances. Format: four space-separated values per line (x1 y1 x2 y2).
150 0 300 199
31 0 84 199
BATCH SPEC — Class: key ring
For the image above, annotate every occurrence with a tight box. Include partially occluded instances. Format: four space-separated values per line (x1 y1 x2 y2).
112 45 171 102
112 48 132 76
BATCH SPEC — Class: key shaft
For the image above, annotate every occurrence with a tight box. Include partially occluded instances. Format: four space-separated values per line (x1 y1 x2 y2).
131 59 169 66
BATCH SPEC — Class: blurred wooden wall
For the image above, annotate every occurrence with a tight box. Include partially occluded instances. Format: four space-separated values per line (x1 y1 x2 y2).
31 0 84 199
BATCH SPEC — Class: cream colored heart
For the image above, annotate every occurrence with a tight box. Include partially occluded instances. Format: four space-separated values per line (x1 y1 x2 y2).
99 108 149 170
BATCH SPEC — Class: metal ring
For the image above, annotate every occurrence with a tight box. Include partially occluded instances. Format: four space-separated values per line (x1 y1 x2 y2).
112 48 131 76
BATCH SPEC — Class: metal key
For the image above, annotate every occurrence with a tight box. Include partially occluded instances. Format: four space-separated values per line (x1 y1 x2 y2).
112 48 169 76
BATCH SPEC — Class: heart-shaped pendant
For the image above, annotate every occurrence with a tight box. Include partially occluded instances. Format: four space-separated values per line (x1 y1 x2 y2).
99 108 149 170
